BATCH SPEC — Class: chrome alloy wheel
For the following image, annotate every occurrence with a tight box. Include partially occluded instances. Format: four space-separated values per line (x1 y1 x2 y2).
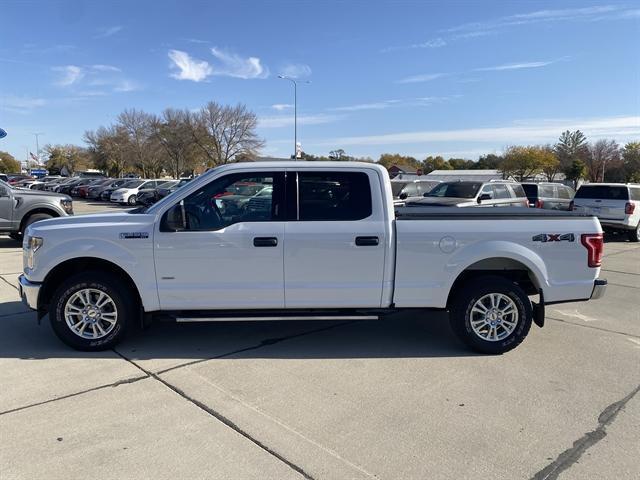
64 288 118 340
469 293 519 342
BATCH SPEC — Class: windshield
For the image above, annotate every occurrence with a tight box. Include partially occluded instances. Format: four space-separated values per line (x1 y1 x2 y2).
425 182 482 199
123 180 144 189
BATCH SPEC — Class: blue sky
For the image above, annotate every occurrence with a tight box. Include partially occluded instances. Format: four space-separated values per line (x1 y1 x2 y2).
1 0 639 162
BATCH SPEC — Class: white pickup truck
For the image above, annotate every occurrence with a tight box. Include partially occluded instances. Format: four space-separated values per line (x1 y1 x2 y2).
18 162 607 354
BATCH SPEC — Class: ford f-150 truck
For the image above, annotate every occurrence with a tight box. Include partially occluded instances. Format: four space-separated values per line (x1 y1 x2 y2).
18 162 607 354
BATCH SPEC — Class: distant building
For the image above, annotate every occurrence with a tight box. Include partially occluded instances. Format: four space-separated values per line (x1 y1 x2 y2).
425 169 504 182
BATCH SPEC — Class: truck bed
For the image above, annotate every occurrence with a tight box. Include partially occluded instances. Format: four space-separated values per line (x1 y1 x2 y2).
395 206 591 220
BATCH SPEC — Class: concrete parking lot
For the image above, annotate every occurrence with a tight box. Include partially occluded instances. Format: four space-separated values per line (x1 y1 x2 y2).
1 200 638 480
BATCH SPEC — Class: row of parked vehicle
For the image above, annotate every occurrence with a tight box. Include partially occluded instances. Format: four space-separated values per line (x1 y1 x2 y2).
32 176 192 205
393 178 640 241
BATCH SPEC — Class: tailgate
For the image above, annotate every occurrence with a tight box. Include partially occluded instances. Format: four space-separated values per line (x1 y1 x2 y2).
574 199 627 220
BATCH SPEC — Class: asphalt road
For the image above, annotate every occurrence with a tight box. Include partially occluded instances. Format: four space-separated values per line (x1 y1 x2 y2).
1 200 638 480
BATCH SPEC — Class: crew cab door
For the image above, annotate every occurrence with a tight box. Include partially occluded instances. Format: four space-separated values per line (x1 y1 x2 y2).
283 170 387 308
154 171 286 310
0 182 13 229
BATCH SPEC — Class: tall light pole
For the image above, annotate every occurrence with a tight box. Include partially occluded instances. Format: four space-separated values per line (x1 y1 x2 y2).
33 132 44 162
278 75 310 160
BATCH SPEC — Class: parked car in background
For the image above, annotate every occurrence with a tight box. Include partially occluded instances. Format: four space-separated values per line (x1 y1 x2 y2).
136 180 179 206
521 183 575 210
1 178 73 241
29 176 64 190
572 183 640 242
56 178 85 194
69 178 105 197
391 179 441 200
7 174 34 185
110 179 163 205
46 178 75 192
406 180 529 208
156 178 192 200
78 178 112 198
87 179 130 200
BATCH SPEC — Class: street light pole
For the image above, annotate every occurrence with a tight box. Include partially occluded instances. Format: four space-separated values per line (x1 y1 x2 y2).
33 132 44 161
278 75 309 160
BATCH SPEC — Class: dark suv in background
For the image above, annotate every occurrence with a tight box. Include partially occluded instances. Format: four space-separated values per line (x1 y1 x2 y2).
521 182 575 210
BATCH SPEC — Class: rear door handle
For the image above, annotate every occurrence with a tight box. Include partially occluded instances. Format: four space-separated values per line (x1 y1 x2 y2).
355 236 379 246
253 237 278 247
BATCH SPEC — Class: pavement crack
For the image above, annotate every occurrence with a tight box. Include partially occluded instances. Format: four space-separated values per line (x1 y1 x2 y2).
545 316 640 339
156 321 355 375
113 348 316 480
530 384 640 480
0 374 149 416
601 269 640 277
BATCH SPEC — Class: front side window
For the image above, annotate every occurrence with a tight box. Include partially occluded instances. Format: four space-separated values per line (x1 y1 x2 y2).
298 172 372 221
162 172 282 231
492 184 511 199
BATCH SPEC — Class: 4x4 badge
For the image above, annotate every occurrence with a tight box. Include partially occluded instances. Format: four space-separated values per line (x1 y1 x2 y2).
532 233 575 243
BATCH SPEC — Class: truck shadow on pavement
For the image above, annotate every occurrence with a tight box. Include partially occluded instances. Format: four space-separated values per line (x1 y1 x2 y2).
0 302 479 360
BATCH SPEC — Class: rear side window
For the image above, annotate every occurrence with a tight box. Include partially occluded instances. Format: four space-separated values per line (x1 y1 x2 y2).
558 186 573 199
493 184 511 199
521 184 537 200
298 172 372 221
575 186 629 200
631 187 640 201
511 184 527 198
539 185 556 198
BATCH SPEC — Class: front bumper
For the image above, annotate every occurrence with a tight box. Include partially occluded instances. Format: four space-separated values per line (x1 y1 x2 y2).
590 279 607 300
18 274 40 310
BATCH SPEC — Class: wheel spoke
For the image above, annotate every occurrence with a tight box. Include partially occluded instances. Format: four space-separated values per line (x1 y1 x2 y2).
64 288 118 340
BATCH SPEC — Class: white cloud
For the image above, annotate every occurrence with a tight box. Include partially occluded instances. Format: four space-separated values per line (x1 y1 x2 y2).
330 101 400 112
381 37 447 53
271 104 293 111
279 63 312 78
329 97 458 112
259 114 340 128
210 47 269 79
396 73 447 84
53 65 84 86
91 64 121 72
0 95 47 114
168 49 212 82
443 5 634 35
475 60 556 72
317 116 640 146
94 26 123 39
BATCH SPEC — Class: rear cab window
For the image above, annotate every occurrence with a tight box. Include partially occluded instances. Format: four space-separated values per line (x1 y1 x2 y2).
297 172 372 221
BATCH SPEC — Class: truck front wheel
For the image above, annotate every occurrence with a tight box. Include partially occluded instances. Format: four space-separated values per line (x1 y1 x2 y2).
449 276 533 354
13 213 54 242
49 272 133 351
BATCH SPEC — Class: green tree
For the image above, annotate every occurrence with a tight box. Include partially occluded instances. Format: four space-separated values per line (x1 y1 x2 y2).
474 154 503 170
555 130 589 180
0 151 21 173
564 159 587 188
622 142 640 182
377 153 420 170
422 156 452 173
44 144 91 174
538 146 561 181
448 158 475 169
500 146 545 181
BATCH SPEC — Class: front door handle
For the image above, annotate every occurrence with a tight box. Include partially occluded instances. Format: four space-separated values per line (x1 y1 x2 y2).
253 237 278 247
355 236 379 246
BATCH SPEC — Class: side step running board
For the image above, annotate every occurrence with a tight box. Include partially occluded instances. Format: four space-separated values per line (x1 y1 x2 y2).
175 315 379 323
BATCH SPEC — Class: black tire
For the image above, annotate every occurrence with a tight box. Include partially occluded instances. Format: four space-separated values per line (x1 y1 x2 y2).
449 275 533 354
49 271 134 351
628 223 640 243
13 213 53 241
128 195 137 206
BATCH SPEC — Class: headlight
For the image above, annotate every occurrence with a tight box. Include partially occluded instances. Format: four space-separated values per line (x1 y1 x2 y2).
60 199 74 214
25 236 44 270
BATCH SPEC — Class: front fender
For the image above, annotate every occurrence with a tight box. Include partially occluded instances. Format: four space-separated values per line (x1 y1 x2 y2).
29 237 159 311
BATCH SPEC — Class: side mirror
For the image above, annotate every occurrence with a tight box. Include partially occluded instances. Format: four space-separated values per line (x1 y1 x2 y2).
477 193 492 203
399 192 408 200
162 201 187 231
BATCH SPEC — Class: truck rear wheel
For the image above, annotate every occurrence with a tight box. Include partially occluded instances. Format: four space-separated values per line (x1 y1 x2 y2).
49 272 133 351
449 276 533 354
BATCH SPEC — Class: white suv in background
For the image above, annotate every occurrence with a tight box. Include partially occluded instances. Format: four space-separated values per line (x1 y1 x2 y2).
110 179 162 206
572 183 640 242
